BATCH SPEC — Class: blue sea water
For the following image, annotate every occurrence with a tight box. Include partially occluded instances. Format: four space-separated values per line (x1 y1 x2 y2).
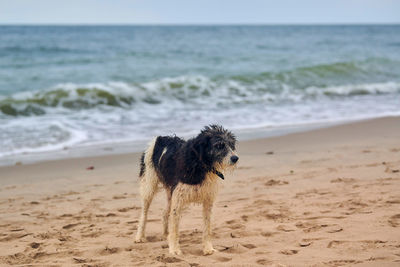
0 25 400 160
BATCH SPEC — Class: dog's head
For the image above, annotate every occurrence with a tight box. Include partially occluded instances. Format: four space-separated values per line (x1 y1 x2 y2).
181 124 238 184
193 124 238 172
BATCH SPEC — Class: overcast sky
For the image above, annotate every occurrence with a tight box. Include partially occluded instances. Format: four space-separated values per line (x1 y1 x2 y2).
1 0 399 25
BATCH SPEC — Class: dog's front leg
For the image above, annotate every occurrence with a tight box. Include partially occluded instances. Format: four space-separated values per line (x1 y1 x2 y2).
202 201 215 255
168 196 183 255
162 189 172 239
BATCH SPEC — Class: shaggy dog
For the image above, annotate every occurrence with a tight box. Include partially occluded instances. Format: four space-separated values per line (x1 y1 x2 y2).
134 125 238 255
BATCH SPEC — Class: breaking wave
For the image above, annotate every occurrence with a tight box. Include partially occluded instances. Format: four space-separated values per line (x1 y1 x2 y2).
1 75 399 117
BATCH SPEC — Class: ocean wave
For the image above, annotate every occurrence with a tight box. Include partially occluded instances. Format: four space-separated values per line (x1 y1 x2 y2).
0 83 137 116
263 58 398 87
306 82 400 96
1 75 399 116
0 45 83 54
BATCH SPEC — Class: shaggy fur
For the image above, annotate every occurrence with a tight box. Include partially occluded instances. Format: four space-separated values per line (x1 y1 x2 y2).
135 125 238 255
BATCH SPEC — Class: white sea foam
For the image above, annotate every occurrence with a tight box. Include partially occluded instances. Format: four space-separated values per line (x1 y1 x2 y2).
1 77 400 161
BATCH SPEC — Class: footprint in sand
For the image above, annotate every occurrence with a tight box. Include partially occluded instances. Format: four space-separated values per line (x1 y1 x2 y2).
261 231 278 237
118 206 140 212
325 225 343 233
1 253 22 265
30 242 40 249
113 195 127 199
95 213 117 218
73 257 87 263
242 243 257 249
59 213 73 218
299 240 312 247
155 254 183 263
327 240 346 248
388 214 400 227
62 223 80 230
0 232 32 242
331 178 356 183
216 244 248 254
263 211 288 222
253 199 274 207
264 179 289 186
326 259 363 265
225 220 245 230
81 230 104 238
146 235 162 242
256 258 272 265
216 256 232 262
277 224 296 232
280 249 298 255
386 198 400 204
241 215 249 222
296 221 328 233
99 246 120 255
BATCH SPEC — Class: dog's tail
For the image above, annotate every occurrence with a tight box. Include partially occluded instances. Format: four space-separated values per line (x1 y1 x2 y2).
139 137 158 178
139 152 146 177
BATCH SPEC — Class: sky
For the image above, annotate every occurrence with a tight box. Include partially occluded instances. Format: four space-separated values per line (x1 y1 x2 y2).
0 0 399 25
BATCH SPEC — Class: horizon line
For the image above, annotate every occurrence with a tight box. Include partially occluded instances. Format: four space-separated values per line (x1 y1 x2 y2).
0 22 400 26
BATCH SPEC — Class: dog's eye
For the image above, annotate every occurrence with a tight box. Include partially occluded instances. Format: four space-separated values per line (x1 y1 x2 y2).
215 143 225 150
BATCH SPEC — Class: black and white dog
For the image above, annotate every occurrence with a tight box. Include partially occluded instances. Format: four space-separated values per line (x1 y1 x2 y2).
135 125 238 255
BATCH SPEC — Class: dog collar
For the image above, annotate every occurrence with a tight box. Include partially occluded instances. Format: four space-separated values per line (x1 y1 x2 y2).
213 169 224 180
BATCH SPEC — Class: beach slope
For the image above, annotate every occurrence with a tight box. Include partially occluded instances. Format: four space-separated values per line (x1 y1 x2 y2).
1 117 400 266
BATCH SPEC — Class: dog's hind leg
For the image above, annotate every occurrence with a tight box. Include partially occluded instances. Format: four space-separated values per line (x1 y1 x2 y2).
135 139 159 243
202 200 216 255
135 171 158 243
162 188 172 239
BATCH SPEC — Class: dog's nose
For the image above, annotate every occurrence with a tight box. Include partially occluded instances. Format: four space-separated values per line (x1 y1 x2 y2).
231 155 239 163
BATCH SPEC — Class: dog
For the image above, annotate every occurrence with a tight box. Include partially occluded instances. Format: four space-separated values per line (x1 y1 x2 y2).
134 125 238 255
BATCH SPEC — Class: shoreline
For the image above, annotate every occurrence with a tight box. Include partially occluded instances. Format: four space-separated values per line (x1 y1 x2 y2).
0 115 398 188
1 114 396 167
0 116 399 265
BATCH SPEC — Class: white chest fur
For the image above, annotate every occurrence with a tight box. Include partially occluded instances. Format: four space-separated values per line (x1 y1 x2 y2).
173 172 220 205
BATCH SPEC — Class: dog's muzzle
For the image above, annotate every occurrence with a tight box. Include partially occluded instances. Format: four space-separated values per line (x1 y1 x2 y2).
230 155 239 164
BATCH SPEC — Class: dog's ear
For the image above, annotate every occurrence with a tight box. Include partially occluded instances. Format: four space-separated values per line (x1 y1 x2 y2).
192 134 211 164
180 135 211 185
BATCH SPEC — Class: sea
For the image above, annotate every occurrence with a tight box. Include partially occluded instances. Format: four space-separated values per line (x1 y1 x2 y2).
1 25 400 165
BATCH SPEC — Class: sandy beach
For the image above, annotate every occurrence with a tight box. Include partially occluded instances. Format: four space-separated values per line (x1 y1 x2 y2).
0 117 400 266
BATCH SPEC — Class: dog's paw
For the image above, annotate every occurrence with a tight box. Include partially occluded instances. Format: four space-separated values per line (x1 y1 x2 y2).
169 248 183 256
134 236 146 243
163 233 168 240
203 247 216 255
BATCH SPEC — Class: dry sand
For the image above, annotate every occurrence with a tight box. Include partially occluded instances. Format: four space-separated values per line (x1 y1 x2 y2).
0 117 399 266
